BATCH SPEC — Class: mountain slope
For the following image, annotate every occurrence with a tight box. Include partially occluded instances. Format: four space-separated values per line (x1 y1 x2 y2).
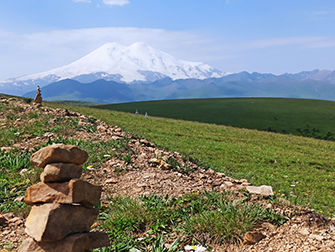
284 69 335 84
23 79 135 104
23 72 335 103
0 42 225 96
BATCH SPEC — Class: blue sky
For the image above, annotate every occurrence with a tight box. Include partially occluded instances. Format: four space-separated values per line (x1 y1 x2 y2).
0 0 334 80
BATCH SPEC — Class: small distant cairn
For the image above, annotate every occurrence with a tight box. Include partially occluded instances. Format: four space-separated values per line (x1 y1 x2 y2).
18 144 110 252
33 86 43 107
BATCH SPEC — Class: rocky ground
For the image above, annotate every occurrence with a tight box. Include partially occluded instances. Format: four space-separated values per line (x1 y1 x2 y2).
1 97 335 251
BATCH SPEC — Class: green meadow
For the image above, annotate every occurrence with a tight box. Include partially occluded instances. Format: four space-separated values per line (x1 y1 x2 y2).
54 99 335 217
94 98 335 141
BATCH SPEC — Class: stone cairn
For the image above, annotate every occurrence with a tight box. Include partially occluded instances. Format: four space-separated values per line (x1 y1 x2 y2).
33 86 42 107
18 144 110 252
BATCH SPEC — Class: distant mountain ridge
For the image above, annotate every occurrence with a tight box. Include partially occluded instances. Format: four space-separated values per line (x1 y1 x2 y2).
283 69 335 84
23 79 135 104
23 71 335 104
1 41 335 102
0 42 226 96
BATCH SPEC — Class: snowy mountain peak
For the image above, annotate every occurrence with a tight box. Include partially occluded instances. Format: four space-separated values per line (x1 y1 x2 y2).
20 42 225 82
129 41 150 49
0 42 227 95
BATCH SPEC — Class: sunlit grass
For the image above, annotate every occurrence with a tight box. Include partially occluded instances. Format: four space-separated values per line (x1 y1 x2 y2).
50 103 335 216
96 191 285 250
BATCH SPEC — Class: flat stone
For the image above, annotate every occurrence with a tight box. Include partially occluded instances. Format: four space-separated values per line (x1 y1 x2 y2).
243 231 266 245
97 125 107 132
0 147 12 152
14 196 25 203
105 177 118 184
20 169 29 177
299 227 310 235
18 232 110 252
25 203 98 242
309 234 325 241
246 185 274 196
40 163 83 182
148 158 172 169
278 197 291 205
0 214 7 225
30 144 88 168
262 222 277 232
8 216 21 224
24 179 102 207
2 212 14 220
224 181 234 187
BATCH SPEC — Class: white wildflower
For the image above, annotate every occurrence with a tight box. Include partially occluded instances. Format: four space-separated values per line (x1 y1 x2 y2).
87 165 94 171
184 245 207 252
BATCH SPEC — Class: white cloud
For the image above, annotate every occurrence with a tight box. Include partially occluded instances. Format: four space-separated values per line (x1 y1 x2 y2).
0 27 212 80
102 0 129 6
73 0 91 3
72 0 130 6
313 11 328 15
0 27 334 80
233 36 335 51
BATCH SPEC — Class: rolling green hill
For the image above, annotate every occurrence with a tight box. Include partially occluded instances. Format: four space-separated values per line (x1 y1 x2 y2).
51 101 335 217
94 97 335 141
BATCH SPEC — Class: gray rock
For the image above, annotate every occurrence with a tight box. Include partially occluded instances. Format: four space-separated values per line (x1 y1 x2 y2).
246 185 274 196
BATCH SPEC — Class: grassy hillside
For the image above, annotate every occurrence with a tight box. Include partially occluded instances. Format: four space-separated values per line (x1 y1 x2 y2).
94 98 335 140
0 95 289 250
2 95 335 250
51 102 335 217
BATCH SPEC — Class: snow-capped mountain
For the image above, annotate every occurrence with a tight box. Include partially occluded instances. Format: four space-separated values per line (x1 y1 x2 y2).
0 42 227 96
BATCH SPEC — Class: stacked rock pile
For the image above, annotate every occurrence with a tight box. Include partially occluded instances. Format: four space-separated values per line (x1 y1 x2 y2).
33 86 43 108
18 144 110 252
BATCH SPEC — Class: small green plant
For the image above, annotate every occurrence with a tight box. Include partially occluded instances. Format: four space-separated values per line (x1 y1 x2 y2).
0 150 37 215
183 191 286 244
151 236 180 252
166 157 179 169
122 154 132 163
88 116 97 125
6 114 17 120
85 124 97 133
95 191 286 248
22 97 33 104
98 196 149 234
12 105 24 113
